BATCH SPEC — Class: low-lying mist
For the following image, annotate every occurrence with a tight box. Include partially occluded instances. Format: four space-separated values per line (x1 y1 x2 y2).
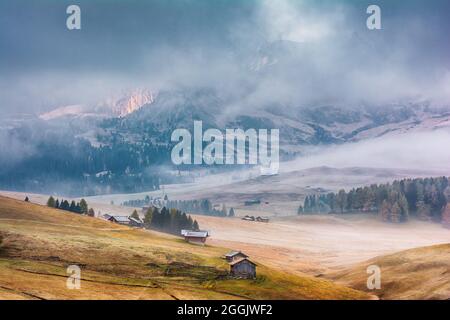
284 129 450 174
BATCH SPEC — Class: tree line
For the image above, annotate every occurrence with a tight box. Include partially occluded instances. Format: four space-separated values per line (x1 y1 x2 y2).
299 176 450 225
143 206 200 235
166 199 234 217
47 196 94 216
122 196 236 218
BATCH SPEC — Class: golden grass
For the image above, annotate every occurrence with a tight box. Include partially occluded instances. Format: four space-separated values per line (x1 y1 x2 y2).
328 243 450 300
0 196 370 300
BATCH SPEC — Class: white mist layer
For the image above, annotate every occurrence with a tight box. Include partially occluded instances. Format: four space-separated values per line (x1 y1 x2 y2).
282 129 450 173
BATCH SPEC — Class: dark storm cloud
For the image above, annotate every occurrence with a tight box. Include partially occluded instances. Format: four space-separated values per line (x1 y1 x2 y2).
0 0 450 115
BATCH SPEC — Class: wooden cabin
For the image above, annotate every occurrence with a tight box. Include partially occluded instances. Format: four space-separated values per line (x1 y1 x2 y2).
181 230 209 245
229 258 257 279
224 251 249 262
108 216 130 225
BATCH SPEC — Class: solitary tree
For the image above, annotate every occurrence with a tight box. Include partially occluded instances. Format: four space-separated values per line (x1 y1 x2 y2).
24 196 29 202
47 196 56 208
87 208 95 217
229 207 235 217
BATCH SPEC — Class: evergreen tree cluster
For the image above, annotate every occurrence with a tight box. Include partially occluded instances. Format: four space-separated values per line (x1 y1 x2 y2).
47 196 89 215
123 196 233 218
299 177 449 224
122 195 152 207
0 136 165 196
166 199 229 217
143 207 200 235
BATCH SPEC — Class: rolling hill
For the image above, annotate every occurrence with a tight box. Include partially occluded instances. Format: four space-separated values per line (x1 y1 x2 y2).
327 244 450 300
0 196 370 300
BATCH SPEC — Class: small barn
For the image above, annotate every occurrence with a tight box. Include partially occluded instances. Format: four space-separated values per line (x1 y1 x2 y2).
181 230 209 245
224 251 249 262
256 216 269 223
108 216 130 225
229 258 257 279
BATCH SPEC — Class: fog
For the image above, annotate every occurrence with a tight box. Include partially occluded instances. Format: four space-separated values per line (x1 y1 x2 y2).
283 129 450 173
1 0 450 116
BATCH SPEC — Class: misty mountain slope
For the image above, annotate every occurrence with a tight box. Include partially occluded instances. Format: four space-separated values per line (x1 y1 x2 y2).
94 88 450 150
2 85 450 196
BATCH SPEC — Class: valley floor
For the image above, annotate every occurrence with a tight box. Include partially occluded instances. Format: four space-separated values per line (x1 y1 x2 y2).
1 187 449 299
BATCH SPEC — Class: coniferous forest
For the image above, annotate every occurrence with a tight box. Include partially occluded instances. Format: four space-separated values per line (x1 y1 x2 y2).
299 177 450 225
143 207 200 235
46 196 92 215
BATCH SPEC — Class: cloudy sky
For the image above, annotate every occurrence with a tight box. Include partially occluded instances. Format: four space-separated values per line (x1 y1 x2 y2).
1 0 450 115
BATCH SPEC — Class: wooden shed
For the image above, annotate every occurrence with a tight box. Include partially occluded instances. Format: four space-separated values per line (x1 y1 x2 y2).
108 216 130 225
229 258 257 279
181 230 209 245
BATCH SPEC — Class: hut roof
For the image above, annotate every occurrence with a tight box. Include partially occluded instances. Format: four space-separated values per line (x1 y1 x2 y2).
229 258 257 266
225 251 248 258
129 217 142 224
183 230 209 238
110 216 130 223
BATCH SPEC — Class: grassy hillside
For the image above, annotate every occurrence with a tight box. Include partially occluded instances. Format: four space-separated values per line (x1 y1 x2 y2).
328 244 450 300
0 196 370 300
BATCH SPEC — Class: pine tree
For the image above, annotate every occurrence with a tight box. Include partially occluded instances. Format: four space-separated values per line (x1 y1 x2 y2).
131 209 140 220
379 200 391 222
47 196 56 208
398 193 409 222
390 202 402 223
229 207 235 217
61 200 70 211
417 201 431 221
221 204 227 217
79 199 88 214
69 201 77 213
193 220 199 231
24 196 29 202
87 208 95 217
442 203 450 228
144 207 154 227
297 205 303 214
